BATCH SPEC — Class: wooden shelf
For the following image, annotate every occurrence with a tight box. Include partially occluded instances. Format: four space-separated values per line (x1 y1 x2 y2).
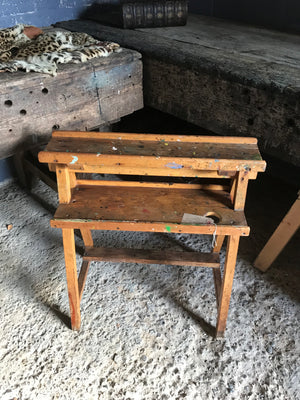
84 247 220 268
51 182 249 235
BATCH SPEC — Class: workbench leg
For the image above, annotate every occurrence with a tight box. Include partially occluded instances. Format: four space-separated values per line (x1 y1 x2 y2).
254 193 300 272
62 228 81 330
80 229 93 248
212 235 225 307
216 235 240 337
78 229 94 301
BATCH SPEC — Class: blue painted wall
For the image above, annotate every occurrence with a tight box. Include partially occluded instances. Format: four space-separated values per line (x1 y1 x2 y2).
0 0 93 28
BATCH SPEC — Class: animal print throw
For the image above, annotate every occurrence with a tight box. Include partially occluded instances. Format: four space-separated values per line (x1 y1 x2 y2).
0 24 121 76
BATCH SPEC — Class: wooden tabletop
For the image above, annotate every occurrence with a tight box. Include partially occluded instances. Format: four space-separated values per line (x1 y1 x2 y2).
39 131 266 175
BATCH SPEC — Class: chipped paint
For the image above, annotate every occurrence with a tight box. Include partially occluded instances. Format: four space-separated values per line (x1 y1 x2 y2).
112 147 118 151
165 162 183 169
70 156 78 165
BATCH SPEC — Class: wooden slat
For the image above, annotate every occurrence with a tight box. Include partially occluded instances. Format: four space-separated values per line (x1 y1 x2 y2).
84 247 220 268
52 130 258 144
75 180 229 191
51 219 249 235
39 152 266 173
212 235 225 307
80 229 93 247
42 137 263 161
213 268 222 307
51 184 249 231
78 260 91 302
72 166 234 179
216 235 240 337
62 228 81 330
254 193 300 271
56 165 72 203
233 170 250 210
23 158 57 191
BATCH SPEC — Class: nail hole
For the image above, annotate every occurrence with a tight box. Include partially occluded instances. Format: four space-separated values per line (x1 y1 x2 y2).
52 124 60 130
20 109 27 115
204 212 221 224
42 88 48 94
4 100 13 107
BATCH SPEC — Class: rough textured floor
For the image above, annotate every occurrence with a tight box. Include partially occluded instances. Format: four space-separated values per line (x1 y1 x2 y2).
0 174 299 400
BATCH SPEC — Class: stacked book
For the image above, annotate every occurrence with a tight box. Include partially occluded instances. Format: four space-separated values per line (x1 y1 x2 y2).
84 1 188 29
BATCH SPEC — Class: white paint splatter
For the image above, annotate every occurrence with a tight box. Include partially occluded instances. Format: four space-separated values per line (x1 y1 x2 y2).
69 156 78 164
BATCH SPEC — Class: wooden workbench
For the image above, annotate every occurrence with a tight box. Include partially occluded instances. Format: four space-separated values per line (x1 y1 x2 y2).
38 130 266 336
55 15 300 168
0 43 143 159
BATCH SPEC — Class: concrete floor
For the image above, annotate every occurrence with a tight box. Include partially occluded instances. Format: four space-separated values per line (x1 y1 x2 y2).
0 164 299 399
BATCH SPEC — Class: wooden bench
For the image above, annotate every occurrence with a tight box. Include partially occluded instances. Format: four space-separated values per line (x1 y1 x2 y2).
38 131 266 337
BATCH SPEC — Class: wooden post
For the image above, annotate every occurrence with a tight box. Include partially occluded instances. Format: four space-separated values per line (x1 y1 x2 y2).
62 228 81 330
80 229 93 248
216 235 240 337
78 229 94 301
233 170 249 210
56 165 72 203
254 192 300 272
212 235 225 307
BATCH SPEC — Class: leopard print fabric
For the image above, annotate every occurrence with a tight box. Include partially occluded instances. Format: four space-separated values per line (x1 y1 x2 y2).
0 25 121 76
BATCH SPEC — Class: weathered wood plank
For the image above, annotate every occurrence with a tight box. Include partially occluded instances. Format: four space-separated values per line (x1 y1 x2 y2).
0 48 143 159
54 17 300 167
50 183 250 236
254 192 300 272
84 247 220 268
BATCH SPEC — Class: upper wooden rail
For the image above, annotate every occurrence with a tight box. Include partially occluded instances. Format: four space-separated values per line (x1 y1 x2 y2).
52 130 259 144
38 131 266 175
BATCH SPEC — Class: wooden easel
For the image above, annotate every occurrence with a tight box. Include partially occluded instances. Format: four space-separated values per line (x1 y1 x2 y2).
39 131 266 337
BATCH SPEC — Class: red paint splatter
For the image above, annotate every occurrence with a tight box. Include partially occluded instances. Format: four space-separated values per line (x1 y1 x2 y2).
142 209 150 213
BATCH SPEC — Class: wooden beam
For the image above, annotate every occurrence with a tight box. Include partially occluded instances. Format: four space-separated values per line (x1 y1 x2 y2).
84 247 220 268
254 192 300 271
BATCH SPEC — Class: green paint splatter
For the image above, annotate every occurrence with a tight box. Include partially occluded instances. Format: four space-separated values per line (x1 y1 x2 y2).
165 225 171 232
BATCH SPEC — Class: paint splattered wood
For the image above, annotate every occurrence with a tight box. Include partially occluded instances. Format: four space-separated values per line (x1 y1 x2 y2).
84 247 220 268
39 131 265 335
